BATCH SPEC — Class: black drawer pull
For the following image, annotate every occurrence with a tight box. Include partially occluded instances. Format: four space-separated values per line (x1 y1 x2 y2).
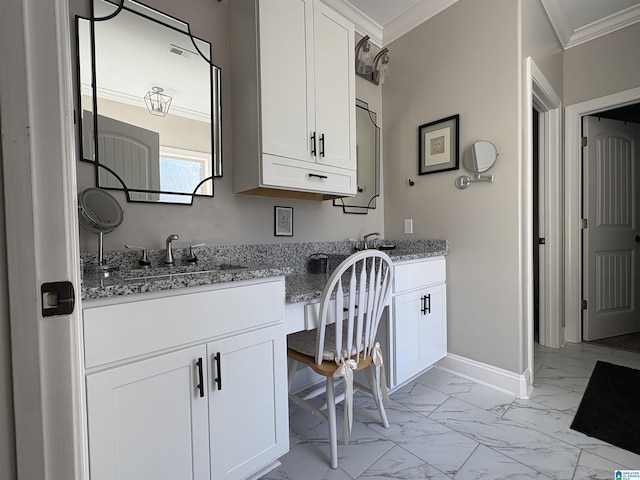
196 357 204 398
311 132 317 156
420 294 431 315
308 173 328 180
213 352 222 391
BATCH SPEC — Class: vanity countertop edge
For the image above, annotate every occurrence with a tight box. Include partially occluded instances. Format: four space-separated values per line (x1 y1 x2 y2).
81 241 448 303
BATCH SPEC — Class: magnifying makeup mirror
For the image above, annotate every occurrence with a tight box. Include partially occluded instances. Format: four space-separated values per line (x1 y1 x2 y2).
79 188 123 275
455 141 498 189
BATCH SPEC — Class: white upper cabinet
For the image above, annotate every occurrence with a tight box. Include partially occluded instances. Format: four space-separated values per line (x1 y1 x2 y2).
230 0 356 199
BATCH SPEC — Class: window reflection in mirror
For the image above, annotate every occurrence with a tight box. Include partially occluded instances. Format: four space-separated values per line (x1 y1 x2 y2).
76 0 222 205
334 99 380 214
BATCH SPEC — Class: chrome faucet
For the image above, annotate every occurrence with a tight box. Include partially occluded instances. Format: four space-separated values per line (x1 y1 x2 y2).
164 234 179 264
363 232 380 250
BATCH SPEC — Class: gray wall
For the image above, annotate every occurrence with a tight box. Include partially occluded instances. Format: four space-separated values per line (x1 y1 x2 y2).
521 0 563 94
383 0 523 372
72 0 385 254
564 21 640 107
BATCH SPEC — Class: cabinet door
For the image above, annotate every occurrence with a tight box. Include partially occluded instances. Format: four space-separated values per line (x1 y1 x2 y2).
259 0 315 163
208 324 289 480
421 283 447 367
393 283 447 386
86 345 210 480
313 1 355 171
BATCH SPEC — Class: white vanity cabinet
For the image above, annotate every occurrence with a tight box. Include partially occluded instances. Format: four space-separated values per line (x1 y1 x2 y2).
83 278 288 480
391 257 447 388
230 0 357 199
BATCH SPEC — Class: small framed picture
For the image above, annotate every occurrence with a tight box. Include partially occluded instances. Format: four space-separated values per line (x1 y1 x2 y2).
418 114 459 175
274 206 293 237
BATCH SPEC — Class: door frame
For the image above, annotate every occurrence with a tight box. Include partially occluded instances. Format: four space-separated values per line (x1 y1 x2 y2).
565 86 640 343
524 58 562 386
0 0 86 478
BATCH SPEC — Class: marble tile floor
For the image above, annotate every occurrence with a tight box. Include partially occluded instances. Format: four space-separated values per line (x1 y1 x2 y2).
261 342 640 480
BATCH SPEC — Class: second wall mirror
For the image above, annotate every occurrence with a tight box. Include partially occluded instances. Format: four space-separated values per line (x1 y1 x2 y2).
77 0 222 204
334 99 380 214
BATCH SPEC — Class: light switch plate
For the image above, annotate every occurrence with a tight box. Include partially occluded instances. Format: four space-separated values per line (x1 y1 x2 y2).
404 218 413 234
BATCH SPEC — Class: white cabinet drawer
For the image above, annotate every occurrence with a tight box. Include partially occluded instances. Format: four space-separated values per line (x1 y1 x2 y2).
262 154 356 195
84 279 284 368
394 257 446 293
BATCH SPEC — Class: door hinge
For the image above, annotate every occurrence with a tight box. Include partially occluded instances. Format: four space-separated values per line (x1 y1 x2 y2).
582 299 588 310
538 238 546 245
581 136 588 147
581 218 588 229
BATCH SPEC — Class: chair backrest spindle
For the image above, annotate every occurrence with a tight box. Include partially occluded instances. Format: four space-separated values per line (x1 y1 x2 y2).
315 251 393 365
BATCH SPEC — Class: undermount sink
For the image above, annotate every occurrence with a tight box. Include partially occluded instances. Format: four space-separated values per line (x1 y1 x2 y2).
117 263 249 281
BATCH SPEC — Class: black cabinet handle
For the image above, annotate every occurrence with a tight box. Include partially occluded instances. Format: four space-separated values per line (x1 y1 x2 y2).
213 352 222 391
311 132 317 156
196 357 204 398
308 173 328 180
319 133 325 157
420 294 431 315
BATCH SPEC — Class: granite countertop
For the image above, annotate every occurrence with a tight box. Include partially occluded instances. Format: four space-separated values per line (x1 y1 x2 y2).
285 247 447 303
81 240 447 302
81 264 293 301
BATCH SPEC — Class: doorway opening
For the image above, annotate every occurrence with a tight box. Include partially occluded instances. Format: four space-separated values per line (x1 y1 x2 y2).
533 107 540 344
524 57 562 394
564 86 640 344
580 104 640 349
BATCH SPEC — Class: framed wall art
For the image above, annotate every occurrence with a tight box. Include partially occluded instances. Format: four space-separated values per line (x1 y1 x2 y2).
274 206 293 237
418 114 459 175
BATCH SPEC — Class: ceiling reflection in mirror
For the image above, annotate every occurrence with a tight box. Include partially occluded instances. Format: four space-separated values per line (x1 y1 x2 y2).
334 100 380 214
77 0 222 204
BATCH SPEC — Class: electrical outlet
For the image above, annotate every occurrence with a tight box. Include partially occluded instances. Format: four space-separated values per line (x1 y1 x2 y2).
404 218 413 234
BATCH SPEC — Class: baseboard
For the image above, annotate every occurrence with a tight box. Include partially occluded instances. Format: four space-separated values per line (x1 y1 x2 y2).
436 353 531 399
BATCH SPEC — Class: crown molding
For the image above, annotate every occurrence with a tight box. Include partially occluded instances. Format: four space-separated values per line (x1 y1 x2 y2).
542 0 640 50
566 3 640 49
321 0 384 46
383 0 458 45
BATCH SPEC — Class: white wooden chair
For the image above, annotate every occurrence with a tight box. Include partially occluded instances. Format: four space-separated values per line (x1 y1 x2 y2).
287 250 393 469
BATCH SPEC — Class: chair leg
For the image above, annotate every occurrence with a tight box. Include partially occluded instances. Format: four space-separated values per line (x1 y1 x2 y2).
325 376 338 469
365 365 389 428
287 358 298 391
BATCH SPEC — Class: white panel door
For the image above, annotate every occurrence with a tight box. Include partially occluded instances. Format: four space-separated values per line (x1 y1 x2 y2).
208 325 289 480
86 345 210 480
583 116 640 340
313 1 355 171
97 114 161 201
259 0 315 163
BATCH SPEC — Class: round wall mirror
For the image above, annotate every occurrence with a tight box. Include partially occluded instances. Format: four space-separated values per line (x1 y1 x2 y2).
79 188 123 275
463 141 498 173
79 188 123 233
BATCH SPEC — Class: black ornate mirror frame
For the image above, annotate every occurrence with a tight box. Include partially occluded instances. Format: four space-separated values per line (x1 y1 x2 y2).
76 0 222 205
334 99 380 214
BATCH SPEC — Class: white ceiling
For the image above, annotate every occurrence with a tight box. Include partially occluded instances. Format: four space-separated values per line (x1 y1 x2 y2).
326 0 640 48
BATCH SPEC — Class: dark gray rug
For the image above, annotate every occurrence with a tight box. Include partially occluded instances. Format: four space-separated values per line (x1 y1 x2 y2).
589 333 640 355
570 361 640 455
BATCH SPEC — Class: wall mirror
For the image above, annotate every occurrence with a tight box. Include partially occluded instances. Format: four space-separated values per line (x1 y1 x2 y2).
334 100 380 214
76 0 222 204
455 140 498 189
463 140 498 173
